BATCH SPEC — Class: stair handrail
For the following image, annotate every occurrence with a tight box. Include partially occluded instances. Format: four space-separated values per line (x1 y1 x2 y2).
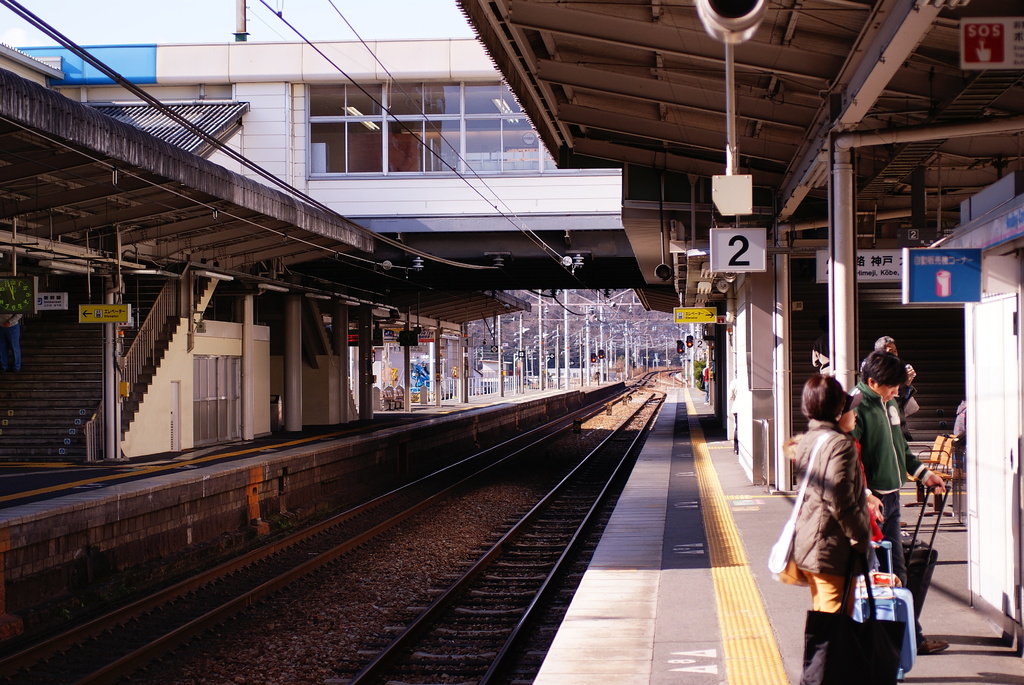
84 402 103 462
123 280 181 395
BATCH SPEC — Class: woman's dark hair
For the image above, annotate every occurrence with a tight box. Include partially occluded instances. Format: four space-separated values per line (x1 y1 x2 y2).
860 350 907 386
801 374 847 422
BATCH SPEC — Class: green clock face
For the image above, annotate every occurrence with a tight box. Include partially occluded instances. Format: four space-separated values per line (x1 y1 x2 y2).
0 276 36 314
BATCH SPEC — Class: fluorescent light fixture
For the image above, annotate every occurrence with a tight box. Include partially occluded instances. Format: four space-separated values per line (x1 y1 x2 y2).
492 98 512 114
38 259 91 274
360 121 380 131
258 283 288 293
346 106 363 116
130 268 179 277
194 269 234 281
304 293 332 300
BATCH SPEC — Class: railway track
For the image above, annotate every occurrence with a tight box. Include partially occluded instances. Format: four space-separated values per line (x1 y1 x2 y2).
0 384 655 685
340 388 664 685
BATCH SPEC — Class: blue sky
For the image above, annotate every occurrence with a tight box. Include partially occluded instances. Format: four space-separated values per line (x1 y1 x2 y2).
0 0 474 48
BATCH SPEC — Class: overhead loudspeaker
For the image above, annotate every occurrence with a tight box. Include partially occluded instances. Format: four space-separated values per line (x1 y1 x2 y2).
655 263 673 281
695 0 766 44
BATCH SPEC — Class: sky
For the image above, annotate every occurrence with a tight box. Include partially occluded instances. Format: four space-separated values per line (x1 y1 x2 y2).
0 0 475 48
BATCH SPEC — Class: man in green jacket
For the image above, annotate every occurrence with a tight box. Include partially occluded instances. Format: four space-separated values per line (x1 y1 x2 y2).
853 350 948 655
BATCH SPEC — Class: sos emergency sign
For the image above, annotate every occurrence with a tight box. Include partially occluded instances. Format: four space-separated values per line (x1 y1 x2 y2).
961 18 1023 70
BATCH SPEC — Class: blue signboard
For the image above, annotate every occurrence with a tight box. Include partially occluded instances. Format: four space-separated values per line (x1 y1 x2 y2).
902 248 982 304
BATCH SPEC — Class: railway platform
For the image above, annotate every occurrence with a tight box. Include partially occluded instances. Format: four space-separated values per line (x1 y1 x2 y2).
535 386 1024 684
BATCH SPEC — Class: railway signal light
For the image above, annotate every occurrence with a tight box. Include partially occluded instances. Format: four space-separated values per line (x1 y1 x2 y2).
598 348 605 360
676 339 684 354
590 353 597 363
686 335 694 348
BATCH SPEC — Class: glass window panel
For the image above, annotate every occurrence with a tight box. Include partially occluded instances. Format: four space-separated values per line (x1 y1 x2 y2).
309 85 346 116
498 84 523 115
423 83 461 115
502 117 540 171
464 83 503 115
310 123 346 173
346 84 383 117
389 121 424 172
389 84 423 116
424 120 461 172
465 119 501 172
540 143 556 171
348 121 383 173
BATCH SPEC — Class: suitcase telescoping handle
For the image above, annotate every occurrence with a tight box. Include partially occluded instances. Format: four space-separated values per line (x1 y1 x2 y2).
908 485 950 551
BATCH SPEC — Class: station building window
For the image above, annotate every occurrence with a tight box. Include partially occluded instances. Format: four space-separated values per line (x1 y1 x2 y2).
308 82 552 175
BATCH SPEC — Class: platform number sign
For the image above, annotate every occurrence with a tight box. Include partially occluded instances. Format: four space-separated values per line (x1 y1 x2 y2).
710 228 767 273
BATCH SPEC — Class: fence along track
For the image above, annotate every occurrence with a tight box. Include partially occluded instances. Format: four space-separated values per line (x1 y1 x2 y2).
341 389 664 685
0 389 632 685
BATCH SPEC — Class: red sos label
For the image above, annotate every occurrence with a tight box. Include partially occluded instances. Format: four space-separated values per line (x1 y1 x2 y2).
963 23 1004 64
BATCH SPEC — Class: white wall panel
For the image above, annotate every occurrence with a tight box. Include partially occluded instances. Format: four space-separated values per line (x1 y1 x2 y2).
966 292 1021 628
157 44 231 83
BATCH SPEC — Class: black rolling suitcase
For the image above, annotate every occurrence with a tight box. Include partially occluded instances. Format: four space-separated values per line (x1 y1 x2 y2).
902 488 949 618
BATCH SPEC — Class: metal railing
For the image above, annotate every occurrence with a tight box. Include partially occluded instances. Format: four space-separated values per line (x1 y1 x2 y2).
123 280 180 398
84 403 103 462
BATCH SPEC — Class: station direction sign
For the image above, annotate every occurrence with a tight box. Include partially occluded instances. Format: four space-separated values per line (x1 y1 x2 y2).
79 303 131 323
674 307 717 324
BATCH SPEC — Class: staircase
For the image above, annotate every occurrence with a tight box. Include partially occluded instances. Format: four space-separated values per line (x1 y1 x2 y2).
121 277 182 431
0 298 103 460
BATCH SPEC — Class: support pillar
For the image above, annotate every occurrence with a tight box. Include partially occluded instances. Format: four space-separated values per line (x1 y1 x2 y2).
357 305 374 420
332 301 351 423
831 143 858 392
434 326 442 407
241 293 255 440
283 294 302 432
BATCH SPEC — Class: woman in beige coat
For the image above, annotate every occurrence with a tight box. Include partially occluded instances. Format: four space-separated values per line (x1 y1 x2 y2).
792 375 872 612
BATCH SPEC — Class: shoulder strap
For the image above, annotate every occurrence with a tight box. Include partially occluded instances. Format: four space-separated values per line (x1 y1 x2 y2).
788 432 831 523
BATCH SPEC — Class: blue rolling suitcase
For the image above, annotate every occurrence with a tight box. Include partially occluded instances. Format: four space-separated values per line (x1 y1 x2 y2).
853 541 916 680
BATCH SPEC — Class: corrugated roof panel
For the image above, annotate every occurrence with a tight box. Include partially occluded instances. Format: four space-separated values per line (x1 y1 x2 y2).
91 102 250 155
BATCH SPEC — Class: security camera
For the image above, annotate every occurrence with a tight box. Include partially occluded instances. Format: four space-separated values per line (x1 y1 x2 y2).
696 0 766 44
654 263 673 281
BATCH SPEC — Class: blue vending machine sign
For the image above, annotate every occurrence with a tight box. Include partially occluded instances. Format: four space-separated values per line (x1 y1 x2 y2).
902 248 982 304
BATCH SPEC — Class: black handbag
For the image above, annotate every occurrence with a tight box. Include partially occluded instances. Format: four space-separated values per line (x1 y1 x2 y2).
800 554 905 685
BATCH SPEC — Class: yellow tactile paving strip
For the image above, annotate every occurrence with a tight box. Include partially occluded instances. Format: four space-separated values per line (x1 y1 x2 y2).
685 388 789 685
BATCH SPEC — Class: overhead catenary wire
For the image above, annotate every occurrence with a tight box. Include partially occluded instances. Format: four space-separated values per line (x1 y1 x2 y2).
318 0 569 268
0 0 495 271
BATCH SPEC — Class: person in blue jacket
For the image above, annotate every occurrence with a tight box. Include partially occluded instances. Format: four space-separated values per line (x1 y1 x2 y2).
852 350 948 655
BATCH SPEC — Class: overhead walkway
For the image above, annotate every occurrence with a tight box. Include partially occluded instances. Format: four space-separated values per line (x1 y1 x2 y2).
534 387 1024 684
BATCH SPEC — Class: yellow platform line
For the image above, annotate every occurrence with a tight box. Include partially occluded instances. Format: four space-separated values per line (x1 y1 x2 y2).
685 388 788 685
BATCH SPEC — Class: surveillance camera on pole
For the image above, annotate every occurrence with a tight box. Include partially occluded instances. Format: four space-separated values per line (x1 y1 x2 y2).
695 0 766 44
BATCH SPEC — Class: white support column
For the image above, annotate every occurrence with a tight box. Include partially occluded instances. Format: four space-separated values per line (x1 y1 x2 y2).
283 293 303 432
461 323 470 403
403 315 412 410
103 282 119 460
357 305 374 420
241 293 255 440
498 314 504 398
332 300 350 423
831 143 858 393
434 326 442 407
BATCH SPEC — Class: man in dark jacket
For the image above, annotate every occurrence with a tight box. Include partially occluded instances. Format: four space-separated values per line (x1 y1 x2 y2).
853 350 948 655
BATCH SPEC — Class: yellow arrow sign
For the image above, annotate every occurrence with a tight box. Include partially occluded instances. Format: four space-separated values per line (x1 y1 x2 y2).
79 304 131 323
673 307 717 324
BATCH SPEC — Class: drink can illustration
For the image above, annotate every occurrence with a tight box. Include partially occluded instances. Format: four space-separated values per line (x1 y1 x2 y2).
936 269 952 297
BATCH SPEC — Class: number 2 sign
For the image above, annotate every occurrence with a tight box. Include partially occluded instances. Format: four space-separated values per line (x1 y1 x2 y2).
710 228 767 273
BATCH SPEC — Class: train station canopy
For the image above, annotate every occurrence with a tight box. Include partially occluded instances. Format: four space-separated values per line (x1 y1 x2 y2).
457 0 1024 310
0 60 528 324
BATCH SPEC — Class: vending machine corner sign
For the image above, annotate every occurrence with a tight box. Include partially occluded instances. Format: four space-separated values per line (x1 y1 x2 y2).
902 248 982 305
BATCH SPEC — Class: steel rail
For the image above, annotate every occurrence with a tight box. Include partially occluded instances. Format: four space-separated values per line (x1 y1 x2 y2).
345 384 663 685
0 386 631 684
